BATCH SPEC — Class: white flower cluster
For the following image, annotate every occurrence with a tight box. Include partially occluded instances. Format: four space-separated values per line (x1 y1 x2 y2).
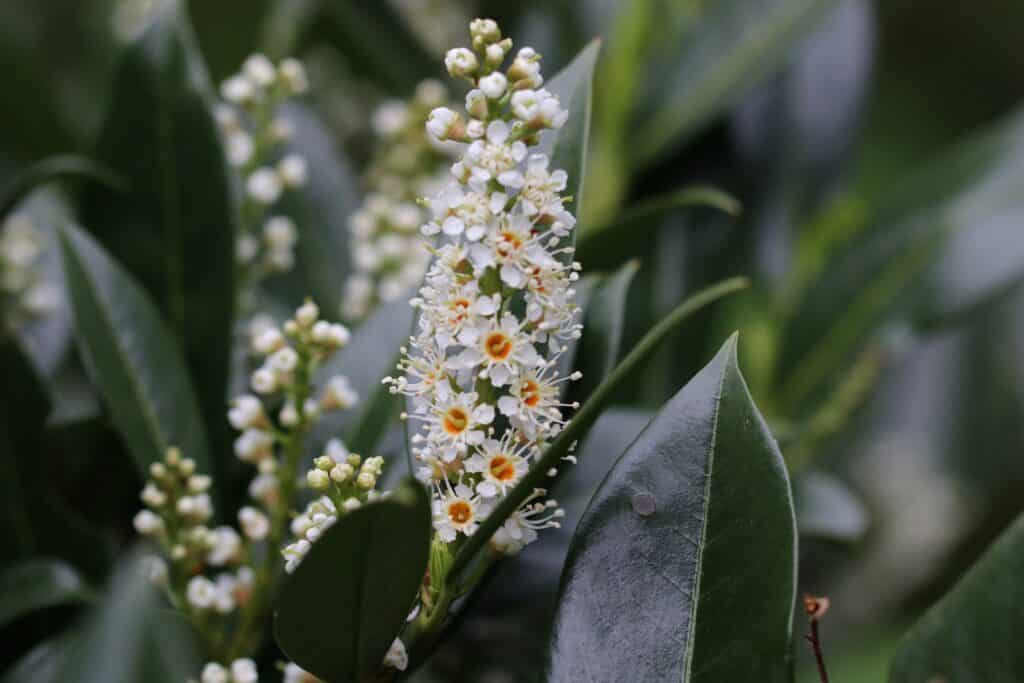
133 447 259 618
282 441 388 574
232 300 355 510
196 658 258 683
342 80 455 320
385 19 577 555
1 213 60 326
216 54 309 280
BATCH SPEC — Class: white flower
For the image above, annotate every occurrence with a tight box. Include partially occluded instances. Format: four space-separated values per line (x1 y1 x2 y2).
220 76 254 104
283 663 320 683
226 132 254 166
432 481 492 542
490 491 564 555
263 216 297 250
278 154 308 188
321 375 358 411
247 168 282 204
268 347 299 373
133 509 163 535
187 576 218 609
140 483 166 507
384 638 408 671
279 58 309 94
426 107 459 141
478 72 507 99
465 434 532 497
243 53 276 87
228 395 266 430
454 312 542 386
234 428 273 463
206 526 242 566
230 658 259 683
444 47 478 77
201 662 229 683
238 507 269 540
252 326 285 354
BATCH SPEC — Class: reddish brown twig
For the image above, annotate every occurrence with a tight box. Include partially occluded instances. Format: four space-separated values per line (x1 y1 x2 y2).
803 594 831 683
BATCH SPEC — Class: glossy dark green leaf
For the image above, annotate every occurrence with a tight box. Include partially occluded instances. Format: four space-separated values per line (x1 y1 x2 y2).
1 632 74 683
778 108 1024 412
793 471 868 542
632 0 840 166
0 559 91 630
297 0 438 93
56 552 200 683
573 260 640 401
449 278 749 586
0 156 124 222
272 102 360 315
0 335 111 579
538 39 601 221
311 295 416 459
274 482 431 683
548 335 797 682
77 0 236 465
57 222 210 478
890 512 1024 682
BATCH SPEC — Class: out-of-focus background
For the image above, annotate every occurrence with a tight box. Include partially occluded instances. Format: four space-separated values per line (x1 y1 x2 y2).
3 1 1024 680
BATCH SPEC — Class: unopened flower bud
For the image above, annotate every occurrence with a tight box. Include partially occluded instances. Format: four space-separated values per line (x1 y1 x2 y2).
444 48 478 78
307 469 329 490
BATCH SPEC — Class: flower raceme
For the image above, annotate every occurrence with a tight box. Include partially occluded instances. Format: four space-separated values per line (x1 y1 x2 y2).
385 17 578 559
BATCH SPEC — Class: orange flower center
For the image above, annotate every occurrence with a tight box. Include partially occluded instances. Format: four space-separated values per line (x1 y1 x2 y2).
521 379 541 408
485 332 513 361
489 455 517 482
448 500 473 524
497 230 524 256
442 407 469 435
450 297 471 323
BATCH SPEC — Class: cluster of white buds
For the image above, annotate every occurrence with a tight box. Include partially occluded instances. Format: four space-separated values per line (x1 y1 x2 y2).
282 439 389 574
384 19 577 556
342 80 456 320
0 213 60 327
194 658 259 683
231 300 355 509
133 447 257 618
216 54 309 281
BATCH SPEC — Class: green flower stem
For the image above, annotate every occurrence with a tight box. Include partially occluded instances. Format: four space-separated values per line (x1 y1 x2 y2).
447 276 750 587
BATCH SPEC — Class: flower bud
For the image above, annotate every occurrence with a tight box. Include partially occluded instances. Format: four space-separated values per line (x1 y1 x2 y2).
444 48 478 79
307 469 329 490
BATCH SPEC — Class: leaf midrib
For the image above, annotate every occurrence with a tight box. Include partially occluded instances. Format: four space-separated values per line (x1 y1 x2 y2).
681 354 729 681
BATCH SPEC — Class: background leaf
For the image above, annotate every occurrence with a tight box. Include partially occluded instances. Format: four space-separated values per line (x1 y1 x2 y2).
57 223 211 480
0 559 91 631
274 482 431 683
572 260 639 401
890 512 1024 683
548 335 797 682
632 0 841 166
76 0 236 468
793 471 868 542
538 39 600 221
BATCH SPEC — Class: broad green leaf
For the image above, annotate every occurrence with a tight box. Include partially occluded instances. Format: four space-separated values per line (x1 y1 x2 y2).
297 0 437 94
572 260 639 401
57 223 211 479
575 186 741 270
1 633 75 683
272 102 360 315
548 335 797 682
632 0 840 166
311 295 416 459
0 156 124 222
793 472 868 542
778 108 1024 412
56 552 200 683
538 39 601 221
448 277 749 586
890 512 1024 682
77 0 236 465
274 482 431 683
0 336 111 578
0 559 92 630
